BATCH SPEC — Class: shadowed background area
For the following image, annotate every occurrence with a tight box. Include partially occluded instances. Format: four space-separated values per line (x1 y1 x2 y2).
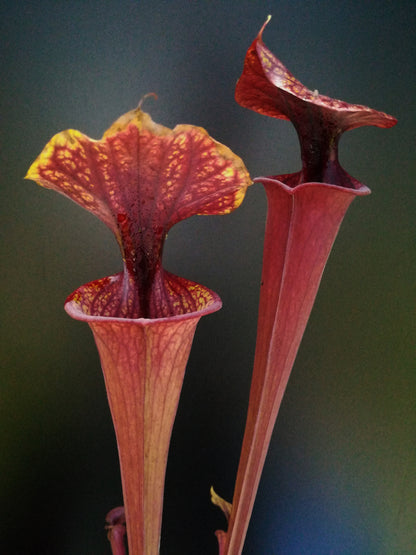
1 1 414 553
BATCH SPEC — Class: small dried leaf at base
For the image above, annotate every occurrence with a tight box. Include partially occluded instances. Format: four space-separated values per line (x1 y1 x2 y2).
210 486 232 521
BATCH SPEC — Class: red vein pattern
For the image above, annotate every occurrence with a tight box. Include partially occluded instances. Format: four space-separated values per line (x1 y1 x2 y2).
26 107 251 318
26 105 250 555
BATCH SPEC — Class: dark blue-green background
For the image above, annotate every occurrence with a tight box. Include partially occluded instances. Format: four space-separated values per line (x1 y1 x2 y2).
1 1 415 553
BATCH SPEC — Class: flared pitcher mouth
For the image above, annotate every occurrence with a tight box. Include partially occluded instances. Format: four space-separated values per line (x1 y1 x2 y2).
253 175 371 196
65 272 222 326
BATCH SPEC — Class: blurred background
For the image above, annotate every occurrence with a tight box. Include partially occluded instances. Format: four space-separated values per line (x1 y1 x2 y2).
1 1 414 553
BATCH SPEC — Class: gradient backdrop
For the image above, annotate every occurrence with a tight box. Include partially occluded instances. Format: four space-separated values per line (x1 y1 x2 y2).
1 1 415 553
